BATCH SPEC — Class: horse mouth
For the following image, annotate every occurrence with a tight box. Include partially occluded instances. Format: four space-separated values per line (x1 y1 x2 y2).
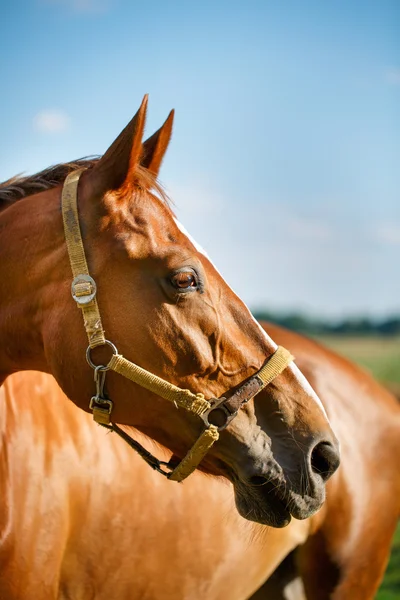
218 462 324 527
213 456 327 527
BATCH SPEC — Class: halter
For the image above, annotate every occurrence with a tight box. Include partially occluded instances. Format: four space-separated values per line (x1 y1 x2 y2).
61 169 294 482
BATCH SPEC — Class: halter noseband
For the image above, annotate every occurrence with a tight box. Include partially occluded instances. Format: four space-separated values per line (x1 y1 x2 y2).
61 169 294 482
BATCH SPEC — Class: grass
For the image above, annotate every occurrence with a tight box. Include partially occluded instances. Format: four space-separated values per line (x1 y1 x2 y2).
315 335 400 385
378 525 400 600
315 335 400 599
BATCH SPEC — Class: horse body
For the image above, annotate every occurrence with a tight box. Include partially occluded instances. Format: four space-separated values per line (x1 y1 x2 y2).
274 325 400 600
0 370 308 600
1 324 399 599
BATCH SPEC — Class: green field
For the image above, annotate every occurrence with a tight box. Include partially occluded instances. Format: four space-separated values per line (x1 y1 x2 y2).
317 335 400 391
316 335 400 599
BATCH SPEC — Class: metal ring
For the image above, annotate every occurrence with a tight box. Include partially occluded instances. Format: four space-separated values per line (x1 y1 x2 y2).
86 340 118 371
201 403 235 432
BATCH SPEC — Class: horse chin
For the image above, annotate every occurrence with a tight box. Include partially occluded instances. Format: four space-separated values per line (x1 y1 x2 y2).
233 480 293 528
232 478 325 527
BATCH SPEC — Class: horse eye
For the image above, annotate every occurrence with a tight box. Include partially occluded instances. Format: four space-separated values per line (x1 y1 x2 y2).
171 270 198 291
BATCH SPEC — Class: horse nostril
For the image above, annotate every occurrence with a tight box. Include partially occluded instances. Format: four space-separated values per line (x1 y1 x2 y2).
310 441 340 482
248 475 269 487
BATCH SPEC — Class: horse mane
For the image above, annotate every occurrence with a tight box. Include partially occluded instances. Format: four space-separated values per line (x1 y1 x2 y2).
0 157 170 208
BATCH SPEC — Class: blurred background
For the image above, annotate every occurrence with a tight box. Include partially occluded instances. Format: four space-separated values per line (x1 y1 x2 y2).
1 1 399 597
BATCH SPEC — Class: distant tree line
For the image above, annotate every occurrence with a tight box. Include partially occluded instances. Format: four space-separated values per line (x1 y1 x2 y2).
252 311 400 337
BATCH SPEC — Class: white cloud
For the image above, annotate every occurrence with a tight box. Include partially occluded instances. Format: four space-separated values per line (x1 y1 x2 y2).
374 223 400 246
33 109 70 134
384 67 400 86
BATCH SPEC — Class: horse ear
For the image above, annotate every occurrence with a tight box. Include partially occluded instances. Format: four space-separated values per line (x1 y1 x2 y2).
87 95 148 195
141 110 174 177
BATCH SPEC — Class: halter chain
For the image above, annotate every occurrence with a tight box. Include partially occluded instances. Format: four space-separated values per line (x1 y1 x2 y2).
61 169 294 482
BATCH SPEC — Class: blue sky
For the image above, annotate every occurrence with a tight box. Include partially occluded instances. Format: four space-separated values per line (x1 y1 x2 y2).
1 0 399 318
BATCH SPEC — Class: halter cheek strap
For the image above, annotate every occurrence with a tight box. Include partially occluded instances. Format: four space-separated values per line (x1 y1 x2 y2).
61 169 294 482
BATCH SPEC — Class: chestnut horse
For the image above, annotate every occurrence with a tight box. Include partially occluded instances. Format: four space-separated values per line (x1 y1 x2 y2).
1 324 398 599
0 98 339 592
1 99 397 598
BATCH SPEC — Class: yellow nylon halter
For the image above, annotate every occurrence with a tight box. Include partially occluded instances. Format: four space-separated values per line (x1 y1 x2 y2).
61 169 294 482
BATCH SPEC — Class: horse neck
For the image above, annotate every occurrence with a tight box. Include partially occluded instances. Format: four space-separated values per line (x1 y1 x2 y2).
0 187 64 383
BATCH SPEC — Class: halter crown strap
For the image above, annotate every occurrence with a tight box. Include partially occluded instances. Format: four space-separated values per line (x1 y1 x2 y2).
61 169 106 349
61 169 294 482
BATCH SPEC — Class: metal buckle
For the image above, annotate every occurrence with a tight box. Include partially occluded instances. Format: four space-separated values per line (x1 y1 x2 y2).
71 274 97 306
90 397 113 425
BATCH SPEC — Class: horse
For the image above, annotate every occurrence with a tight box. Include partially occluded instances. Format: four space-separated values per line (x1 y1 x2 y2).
1 322 398 599
0 97 340 595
